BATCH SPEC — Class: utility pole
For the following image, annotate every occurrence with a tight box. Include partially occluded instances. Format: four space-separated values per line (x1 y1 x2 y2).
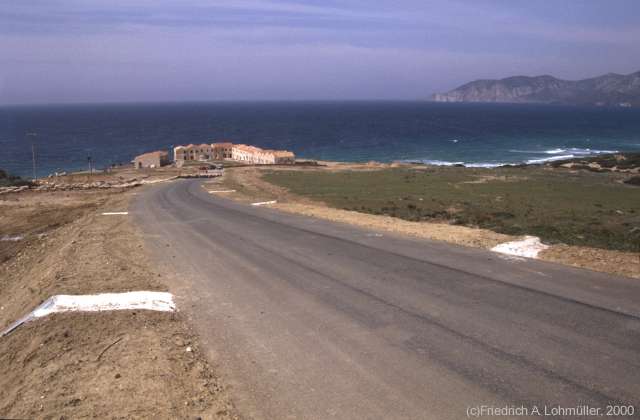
27 132 37 181
88 155 93 175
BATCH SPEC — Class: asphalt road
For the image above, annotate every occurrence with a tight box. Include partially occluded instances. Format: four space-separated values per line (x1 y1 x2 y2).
133 179 640 420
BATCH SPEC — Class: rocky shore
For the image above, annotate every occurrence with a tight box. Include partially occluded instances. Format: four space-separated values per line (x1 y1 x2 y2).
546 152 640 173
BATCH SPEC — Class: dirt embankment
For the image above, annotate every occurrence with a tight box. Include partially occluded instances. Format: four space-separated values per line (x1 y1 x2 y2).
205 165 639 279
0 187 237 419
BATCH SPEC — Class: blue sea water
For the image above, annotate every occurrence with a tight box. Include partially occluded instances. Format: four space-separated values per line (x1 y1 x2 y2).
1 101 639 178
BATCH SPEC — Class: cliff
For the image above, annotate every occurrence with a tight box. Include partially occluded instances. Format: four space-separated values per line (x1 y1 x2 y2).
433 71 640 106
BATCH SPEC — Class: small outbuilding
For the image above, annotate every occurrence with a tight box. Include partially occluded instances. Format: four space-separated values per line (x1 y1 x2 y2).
133 151 169 169
273 151 296 164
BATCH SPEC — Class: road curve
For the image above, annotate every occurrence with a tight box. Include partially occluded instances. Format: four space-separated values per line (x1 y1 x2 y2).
132 179 640 420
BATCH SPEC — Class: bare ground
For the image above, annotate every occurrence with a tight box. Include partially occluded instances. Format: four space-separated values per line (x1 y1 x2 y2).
206 165 639 279
0 186 238 419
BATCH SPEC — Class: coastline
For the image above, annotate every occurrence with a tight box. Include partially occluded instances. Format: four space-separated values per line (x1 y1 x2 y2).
314 150 640 173
399 149 640 171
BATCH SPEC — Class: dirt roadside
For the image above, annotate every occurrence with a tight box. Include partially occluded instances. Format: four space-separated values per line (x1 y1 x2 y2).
0 185 238 419
204 165 639 279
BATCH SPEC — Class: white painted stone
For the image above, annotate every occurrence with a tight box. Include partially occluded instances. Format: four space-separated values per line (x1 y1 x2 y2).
491 236 549 259
0 235 24 242
1 291 175 337
251 200 277 206
101 212 129 215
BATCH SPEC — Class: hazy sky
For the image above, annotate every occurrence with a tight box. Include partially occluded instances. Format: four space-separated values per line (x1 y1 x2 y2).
2 0 640 104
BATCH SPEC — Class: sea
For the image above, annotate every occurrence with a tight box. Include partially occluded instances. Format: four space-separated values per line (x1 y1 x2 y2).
1 101 640 178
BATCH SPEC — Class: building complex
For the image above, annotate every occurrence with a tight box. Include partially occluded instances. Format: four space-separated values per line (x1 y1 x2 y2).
173 142 295 165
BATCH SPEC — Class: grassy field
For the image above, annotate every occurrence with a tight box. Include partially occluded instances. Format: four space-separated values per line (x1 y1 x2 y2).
263 166 640 252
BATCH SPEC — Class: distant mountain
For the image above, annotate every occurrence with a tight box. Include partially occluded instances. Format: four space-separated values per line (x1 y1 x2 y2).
433 71 640 106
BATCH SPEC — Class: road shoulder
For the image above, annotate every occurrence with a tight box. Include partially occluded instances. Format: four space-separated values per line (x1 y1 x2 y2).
0 188 237 419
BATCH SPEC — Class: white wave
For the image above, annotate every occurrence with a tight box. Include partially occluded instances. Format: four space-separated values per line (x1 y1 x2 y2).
510 148 618 156
403 159 513 168
525 155 575 164
509 150 536 153
557 148 618 155
417 159 465 166
464 162 511 168
405 145 622 168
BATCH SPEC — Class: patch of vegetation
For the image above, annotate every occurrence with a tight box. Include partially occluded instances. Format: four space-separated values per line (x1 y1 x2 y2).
0 169 32 187
263 166 640 252
548 152 640 171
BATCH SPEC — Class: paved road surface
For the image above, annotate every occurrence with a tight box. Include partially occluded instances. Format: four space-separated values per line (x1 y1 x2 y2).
133 179 640 420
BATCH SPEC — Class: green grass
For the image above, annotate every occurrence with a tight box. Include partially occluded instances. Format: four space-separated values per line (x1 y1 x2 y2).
263 167 640 252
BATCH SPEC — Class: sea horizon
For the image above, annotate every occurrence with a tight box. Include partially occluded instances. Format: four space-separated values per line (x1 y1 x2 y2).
1 101 639 178
0 99 436 109
5 97 640 108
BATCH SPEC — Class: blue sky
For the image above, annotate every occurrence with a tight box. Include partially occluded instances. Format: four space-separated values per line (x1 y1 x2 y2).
1 0 639 104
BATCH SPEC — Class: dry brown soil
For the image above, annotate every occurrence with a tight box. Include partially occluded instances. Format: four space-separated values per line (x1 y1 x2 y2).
0 183 238 419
